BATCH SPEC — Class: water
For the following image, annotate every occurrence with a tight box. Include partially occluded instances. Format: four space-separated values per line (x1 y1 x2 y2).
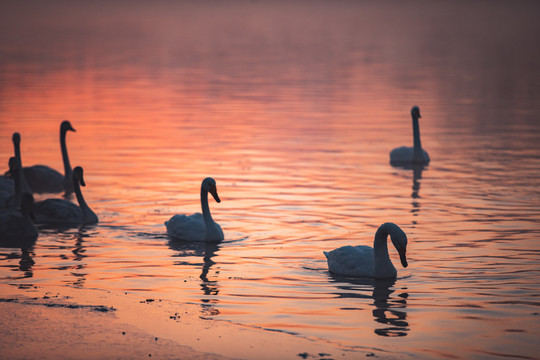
1 1 540 359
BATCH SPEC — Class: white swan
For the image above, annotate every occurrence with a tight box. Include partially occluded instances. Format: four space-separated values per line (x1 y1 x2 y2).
165 177 224 242
324 222 408 278
390 106 430 165
0 192 38 243
33 166 98 226
22 120 76 193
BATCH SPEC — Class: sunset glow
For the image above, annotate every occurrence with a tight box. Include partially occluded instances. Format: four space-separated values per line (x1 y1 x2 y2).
1 1 540 359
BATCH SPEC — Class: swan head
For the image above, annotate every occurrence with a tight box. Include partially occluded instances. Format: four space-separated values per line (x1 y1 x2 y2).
389 225 408 268
202 177 221 203
61 120 76 133
73 166 85 187
12 132 21 144
411 106 421 119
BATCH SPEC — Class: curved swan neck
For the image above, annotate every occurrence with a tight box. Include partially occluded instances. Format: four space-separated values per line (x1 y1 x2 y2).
373 224 391 257
60 126 73 188
73 177 92 220
373 223 402 277
200 185 214 226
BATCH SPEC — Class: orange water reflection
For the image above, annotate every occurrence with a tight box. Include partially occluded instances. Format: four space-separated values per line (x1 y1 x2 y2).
1 1 540 359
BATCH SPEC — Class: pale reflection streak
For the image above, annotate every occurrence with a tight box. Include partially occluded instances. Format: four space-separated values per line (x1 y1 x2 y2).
327 275 409 337
70 228 89 288
391 163 427 219
168 240 221 316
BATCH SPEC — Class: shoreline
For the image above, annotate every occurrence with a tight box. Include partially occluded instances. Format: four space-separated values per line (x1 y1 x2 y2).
0 283 385 360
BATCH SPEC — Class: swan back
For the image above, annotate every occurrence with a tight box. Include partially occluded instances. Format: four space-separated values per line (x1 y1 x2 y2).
324 245 374 277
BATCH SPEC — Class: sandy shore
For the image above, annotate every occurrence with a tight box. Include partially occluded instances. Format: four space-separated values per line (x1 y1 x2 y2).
0 283 372 360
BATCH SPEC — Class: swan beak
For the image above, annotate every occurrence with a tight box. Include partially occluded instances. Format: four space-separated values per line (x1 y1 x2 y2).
399 249 408 268
209 184 221 203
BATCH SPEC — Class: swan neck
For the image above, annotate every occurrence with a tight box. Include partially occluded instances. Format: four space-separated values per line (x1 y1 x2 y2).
412 116 423 160
373 223 400 277
12 164 22 209
74 179 91 217
412 116 422 150
13 140 32 194
200 186 214 226
60 127 72 186
373 226 390 257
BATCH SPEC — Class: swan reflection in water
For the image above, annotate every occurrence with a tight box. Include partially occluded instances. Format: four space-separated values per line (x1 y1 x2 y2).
70 228 91 288
0 234 37 279
391 162 427 218
168 240 221 316
327 274 410 337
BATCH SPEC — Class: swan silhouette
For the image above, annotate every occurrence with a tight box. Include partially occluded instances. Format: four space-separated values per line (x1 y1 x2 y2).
390 106 430 165
33 166 98 226
324 223 408 278
1 158 22 209
1 157 17 209
22 121 76 193
165 177 224 242
10 132 33 195
0 192 38 242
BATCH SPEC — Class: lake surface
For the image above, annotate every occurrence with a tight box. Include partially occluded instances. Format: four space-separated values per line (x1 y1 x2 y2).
1 1 540 359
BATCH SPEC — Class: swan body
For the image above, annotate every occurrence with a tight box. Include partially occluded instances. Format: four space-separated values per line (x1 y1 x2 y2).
0 192 38 242
0 175 14 193
165 177 224 242
390 106 430 165
34 166 98 226
22 121 76 193
324 222 408 279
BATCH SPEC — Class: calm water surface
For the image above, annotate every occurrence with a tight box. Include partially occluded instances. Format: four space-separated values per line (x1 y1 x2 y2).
1 1 540 359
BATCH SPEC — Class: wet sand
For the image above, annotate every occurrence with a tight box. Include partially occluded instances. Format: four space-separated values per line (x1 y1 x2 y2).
0 283 377 360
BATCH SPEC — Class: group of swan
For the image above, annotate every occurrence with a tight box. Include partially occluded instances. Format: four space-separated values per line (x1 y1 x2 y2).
324 106 428 278
1 121 98 242
2 106 428 279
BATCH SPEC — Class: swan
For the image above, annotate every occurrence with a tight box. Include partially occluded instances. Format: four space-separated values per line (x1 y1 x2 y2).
165 177 224 242
324 222 408 278
390 106 430 165
1 158 21 209
22 120 76 193
0 192 38 243
10 132 33 195
0 158 15 208
33 166 98 226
